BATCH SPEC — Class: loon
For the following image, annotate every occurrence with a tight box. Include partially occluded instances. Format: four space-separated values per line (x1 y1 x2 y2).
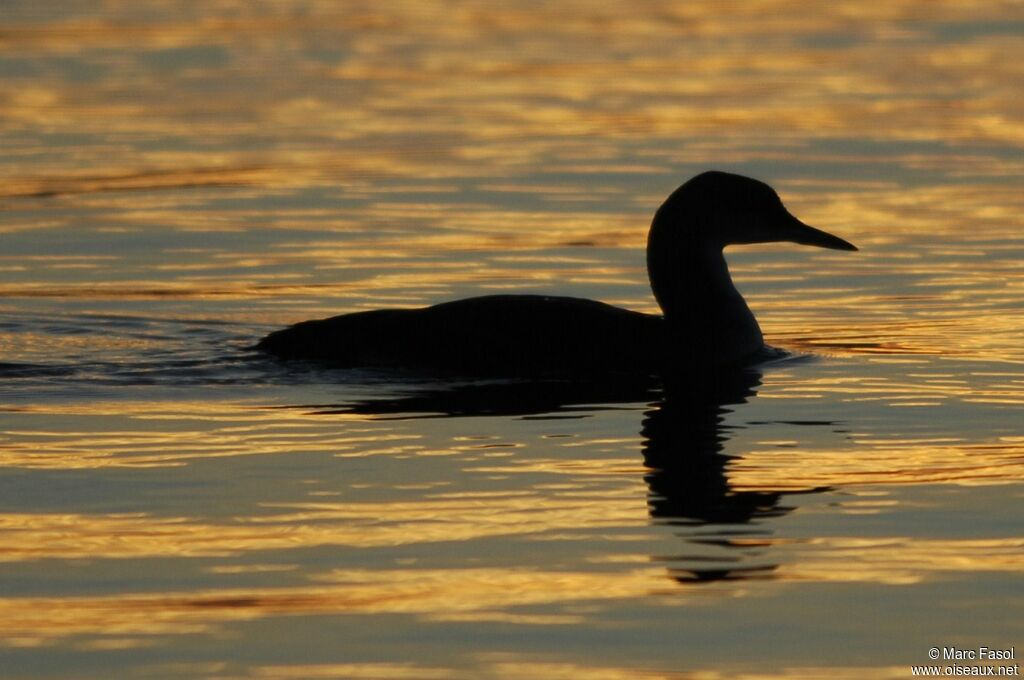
257 171 857 375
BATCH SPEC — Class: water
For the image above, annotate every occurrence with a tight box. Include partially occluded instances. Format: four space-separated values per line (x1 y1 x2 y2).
1 2 1022 678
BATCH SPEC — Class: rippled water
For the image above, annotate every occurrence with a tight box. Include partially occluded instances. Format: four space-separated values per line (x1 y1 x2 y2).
1 2 1022 678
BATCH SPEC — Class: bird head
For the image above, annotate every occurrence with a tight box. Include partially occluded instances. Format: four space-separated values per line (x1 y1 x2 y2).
651 170 857 251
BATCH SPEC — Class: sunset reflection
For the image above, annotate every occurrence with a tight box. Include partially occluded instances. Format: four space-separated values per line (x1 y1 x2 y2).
1 0 1023 677
1 532 1020 648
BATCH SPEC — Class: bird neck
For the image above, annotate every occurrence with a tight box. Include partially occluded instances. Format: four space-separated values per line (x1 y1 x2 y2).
646 226 763 361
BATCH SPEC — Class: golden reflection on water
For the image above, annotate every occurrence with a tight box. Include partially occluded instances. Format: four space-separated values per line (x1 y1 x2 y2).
729 436 1024 490
0 567 665 647
234 660 928 680
0 493 641 561
271 664 911 680
3 2 1024 210
243 661 916 679
2 0 1024 676
0 533 1020 647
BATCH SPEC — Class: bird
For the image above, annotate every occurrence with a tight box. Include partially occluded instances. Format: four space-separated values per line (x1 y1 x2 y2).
257 171 857 376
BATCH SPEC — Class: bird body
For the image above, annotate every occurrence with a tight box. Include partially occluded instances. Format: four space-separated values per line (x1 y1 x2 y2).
258 294 667 374
257 171 857 375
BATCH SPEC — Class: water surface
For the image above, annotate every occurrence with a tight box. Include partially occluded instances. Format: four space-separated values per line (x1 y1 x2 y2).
1 2 1022 678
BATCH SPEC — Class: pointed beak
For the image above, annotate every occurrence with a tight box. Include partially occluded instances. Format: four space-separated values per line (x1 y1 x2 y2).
780 212 858 251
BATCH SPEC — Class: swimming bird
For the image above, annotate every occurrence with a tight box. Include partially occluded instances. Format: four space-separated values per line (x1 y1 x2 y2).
257 171 856 375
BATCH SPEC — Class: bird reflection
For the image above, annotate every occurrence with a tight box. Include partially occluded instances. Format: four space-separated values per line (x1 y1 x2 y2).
643 368 786 525
307 374 659 419
642 368 813 583
293 363 829 584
